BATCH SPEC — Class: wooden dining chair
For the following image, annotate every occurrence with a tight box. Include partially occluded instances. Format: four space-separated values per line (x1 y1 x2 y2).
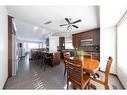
66 59 90 89
90 56 113 89
63 52 70 76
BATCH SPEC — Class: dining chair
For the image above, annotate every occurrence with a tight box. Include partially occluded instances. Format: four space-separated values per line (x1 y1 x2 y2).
39 52 44 68
34 51 40 64
90 56 113 89
66 59 90 89
63 52 70 76
42 52 52 71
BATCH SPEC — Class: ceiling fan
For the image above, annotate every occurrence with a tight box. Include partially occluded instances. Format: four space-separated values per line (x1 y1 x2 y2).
60 18 81 30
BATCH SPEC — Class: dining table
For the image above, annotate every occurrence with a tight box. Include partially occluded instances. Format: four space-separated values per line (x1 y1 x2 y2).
66 56 100 74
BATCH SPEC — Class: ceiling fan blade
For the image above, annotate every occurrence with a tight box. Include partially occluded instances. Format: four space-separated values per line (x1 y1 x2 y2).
71 19 81 24
59 24 68 26
67 25 71 30
72 25 79 28
65 18 70 24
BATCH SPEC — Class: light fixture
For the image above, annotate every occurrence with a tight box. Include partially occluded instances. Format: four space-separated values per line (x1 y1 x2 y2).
33 26 39 31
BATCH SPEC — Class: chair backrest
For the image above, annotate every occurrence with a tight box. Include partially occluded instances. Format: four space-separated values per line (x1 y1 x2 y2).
105 56 113 84
39 52 44 59
63 52 70 60
66 59 83 87
42 52 48 59
35 51 39 59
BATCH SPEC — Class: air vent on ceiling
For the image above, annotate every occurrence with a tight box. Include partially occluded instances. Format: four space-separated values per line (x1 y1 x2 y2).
44 21 52 25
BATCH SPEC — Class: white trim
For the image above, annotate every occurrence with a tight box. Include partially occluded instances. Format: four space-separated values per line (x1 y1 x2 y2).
117 10 127 28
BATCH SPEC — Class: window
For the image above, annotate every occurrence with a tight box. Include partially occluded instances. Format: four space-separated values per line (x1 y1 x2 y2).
28 43 39 52
65 37 74 49
65 42 73 49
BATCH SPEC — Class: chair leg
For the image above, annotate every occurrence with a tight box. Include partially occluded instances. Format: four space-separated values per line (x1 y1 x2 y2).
44 64 46 71
64 65 66 76
37 59 39 65
67 79 69 89
90 83 96 89
105 85 109 89
87 81 90 89
36 60 38 64
40 62 42 68
40 59 43 68
44 60 46 71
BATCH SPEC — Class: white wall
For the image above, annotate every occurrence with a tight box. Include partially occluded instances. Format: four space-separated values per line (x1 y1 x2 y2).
117 15 127 89
42 40 46 48
0 6 8 89
49 36 59 52
100 26 117 74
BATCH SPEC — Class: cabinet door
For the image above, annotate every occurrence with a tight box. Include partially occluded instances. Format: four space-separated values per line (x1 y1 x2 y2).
72 35 78 47
73 28 100 47
59 37 65 46
92 29 100 45
52 52 60 65
72 35 76 47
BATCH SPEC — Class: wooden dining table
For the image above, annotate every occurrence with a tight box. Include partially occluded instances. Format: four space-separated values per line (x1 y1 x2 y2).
66 56 100 74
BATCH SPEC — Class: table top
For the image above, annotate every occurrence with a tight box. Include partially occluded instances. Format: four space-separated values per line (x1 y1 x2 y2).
67 57 100 74
40 51 60 54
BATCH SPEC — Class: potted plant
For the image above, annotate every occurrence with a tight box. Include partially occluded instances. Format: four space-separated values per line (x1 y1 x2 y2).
76 50 86 57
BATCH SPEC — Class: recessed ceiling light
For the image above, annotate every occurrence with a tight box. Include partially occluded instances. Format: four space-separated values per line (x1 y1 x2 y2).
33 26 39 31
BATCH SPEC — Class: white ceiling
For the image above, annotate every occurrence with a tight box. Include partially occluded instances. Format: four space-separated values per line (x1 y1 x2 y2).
101 5 127 28
14 19 50 41
7 6 100 41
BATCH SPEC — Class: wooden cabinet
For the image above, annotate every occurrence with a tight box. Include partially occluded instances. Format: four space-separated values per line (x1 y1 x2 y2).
72 28 100 48
52 52 60 66
72 34 79 47
59 37 65 46
46 52 60 66
72 28 100 60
